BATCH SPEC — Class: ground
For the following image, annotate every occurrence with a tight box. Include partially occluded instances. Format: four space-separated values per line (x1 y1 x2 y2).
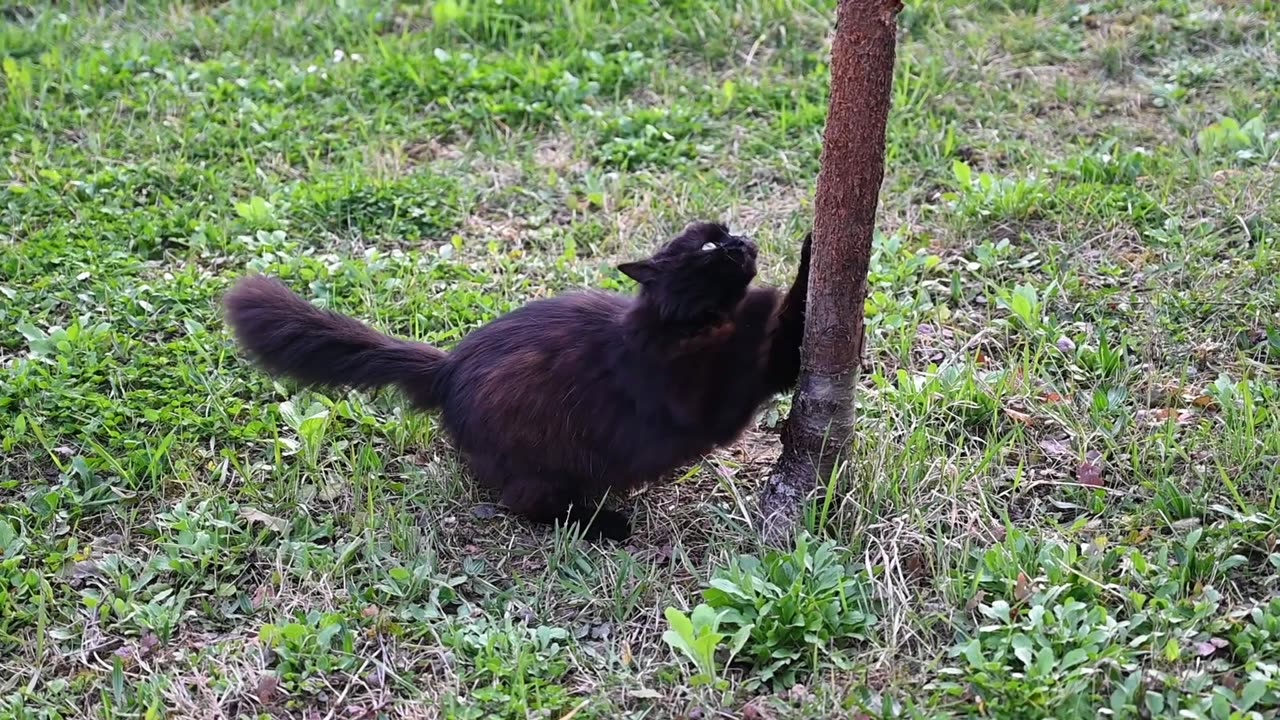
1 0 1279 718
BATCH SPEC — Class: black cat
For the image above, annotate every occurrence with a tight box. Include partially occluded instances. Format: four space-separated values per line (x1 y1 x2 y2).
224 222 810 540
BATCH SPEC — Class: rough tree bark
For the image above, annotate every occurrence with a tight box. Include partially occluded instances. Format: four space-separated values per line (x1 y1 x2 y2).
759 0 902 543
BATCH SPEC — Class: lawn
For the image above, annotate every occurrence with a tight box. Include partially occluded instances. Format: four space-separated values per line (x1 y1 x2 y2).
2 0 1279 717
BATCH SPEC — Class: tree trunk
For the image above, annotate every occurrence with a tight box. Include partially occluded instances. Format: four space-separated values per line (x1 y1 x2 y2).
759 0 902 543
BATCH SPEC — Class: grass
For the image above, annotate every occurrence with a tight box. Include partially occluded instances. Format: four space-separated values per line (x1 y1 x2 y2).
1 0 1278 717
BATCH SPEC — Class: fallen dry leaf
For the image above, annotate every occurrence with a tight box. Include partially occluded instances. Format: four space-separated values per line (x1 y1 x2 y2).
1004 408 1034 425
1150 407 1196 424
256 674 280 705
1220 673 1241 691
1039 437 1072 456
639 543 674 564
1043 392 1066 403
1076 459 1104 488
139 633 160 657
239 507 287 533
252 584 274 609
1014 572 1032 601
1195 637 1230 657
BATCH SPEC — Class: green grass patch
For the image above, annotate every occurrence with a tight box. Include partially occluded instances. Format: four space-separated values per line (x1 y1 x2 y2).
1 0 1278 717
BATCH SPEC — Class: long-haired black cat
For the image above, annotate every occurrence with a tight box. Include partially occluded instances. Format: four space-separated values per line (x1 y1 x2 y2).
224 222 810 540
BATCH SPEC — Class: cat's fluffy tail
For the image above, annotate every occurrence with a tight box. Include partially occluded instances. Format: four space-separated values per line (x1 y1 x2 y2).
223 276 447 408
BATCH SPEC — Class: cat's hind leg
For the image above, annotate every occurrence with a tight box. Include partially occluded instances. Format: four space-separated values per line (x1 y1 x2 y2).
500 476 630 541
566 503 631 542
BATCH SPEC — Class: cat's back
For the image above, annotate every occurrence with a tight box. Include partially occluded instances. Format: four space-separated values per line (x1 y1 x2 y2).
438 289 635 453
452 290 629 358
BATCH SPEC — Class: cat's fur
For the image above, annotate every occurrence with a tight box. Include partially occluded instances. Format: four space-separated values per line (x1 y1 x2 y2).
224 222 810 540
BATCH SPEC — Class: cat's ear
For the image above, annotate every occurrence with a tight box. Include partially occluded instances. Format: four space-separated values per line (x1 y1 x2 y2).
617 259 660 285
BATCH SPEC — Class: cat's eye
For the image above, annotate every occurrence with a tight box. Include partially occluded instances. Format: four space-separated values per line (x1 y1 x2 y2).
701 242 718 251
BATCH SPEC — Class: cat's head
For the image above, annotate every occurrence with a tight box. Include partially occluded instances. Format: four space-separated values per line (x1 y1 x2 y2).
618 222 758 324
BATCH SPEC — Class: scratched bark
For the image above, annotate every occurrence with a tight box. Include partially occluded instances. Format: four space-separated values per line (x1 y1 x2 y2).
759 0 903 542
